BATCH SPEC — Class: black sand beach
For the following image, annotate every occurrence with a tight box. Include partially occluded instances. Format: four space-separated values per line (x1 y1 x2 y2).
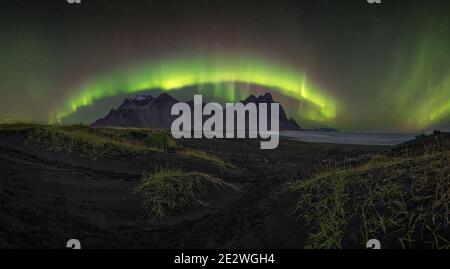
0 128 386 249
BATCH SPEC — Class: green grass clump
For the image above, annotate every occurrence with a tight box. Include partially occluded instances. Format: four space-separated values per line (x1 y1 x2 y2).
294 169 348 249
25 125 159 160
135 169 226 222
144 132 179 151
0 123 231 169
293 149 450 249
0 123 162 160
182 148 235 170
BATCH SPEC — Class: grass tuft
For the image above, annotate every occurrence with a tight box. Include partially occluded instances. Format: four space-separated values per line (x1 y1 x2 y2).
135 169 227 222
182 148 235 170
0 124 229 168
293 146 450 249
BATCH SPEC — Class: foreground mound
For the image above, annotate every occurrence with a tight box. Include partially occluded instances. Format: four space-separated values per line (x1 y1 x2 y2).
135 169 242 222
0 123 232 171
293 146 449 249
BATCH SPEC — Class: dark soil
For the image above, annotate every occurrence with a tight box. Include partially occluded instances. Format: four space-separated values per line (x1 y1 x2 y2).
0 135 387 249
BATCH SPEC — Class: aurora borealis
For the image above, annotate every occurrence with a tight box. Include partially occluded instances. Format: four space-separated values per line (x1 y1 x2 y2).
56 55 337 123
1 0 449 132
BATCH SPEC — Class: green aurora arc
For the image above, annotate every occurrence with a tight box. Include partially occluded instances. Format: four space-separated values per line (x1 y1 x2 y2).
2 1 450 133
377 18 450 132
55 55 338 124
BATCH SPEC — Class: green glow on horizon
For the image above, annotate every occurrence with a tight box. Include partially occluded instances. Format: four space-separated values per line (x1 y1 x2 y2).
54 55 338 123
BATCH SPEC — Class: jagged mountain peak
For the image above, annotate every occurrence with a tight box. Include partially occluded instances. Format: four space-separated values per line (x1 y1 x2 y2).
257 92 274 103
153 92 178 104
243 92 274 104
92 92 302 130
120 93 153 108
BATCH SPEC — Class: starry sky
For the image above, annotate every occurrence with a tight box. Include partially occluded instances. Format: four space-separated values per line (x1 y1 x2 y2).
0 0 449 132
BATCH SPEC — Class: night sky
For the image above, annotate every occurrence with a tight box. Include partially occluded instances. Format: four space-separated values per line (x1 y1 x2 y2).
0 0 449 132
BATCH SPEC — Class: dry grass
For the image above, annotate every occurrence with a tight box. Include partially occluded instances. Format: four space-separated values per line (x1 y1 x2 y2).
135 168 229 222
293 140 450 249
182 148 235 170
1 124 160 160
0 124 229 169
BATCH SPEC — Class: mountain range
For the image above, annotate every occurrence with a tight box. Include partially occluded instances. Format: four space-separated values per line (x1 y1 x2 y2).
91 92 302 131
